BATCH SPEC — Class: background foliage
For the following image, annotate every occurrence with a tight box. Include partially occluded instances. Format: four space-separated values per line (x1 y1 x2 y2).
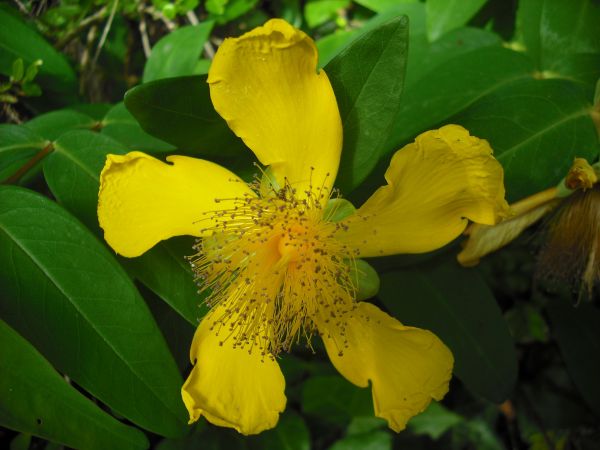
1 0 600 449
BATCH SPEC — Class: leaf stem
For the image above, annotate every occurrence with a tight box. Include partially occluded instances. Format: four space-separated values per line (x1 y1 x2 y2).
1 142 54 185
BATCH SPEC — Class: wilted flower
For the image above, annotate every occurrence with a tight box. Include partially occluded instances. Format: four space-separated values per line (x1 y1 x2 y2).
459 157 600 299
98 19 507 434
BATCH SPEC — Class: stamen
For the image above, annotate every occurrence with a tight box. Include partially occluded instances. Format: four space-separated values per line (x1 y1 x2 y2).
189 174 357 356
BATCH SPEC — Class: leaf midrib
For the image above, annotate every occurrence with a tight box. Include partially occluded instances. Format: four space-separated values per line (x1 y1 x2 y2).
0 215 184 428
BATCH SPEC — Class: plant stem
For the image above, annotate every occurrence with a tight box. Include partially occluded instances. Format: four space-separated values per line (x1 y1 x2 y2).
1 142 54 185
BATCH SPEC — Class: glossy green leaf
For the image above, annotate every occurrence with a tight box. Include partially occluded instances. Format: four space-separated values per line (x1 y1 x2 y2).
0 6 77 103
329 430 391 450
101 102 175 153
515 0 600 85
143 22 214 83
43 131 127 229
207 0 259 24
405 26 501 86
124 75 247 156
0 124 46 182
24 109 97 141
354 0 418 13
378 260 518 403
0 186 187 437
455 78 600 201
317 3 425 67
326 15 409 193
426 0 487 41
248 412 310 450
546 302 600 417
385 46 534 154
124 236 205 326
302 375 373 425
0 319 149 450
43 130 203 326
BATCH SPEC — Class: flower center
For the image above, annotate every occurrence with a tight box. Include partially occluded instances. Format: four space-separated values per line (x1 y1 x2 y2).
189 181 357 356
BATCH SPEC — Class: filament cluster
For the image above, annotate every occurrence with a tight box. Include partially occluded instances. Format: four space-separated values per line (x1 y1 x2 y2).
189 174 359 357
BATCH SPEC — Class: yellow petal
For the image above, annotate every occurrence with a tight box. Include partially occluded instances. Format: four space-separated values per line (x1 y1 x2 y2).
208 19 342 197
458 187 560 266
98 151 253 258
317 302 453 432
336 125 509 257
181 307 286 435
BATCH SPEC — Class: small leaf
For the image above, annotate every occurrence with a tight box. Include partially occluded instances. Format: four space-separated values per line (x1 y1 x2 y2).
378 259 518 403
25 109 96 141
426 0 488 42
326 15 409 193
0 124 46 182
0 7 77 103
124 75 246 156
329 429 392 450
304 0 350 28
20 82 41 97
101 102 175 153
546 302 600 417
0 186 188 437
11 58 24 81
143 22 214 83
0 319 149 450
515 0 600 85
409 402 462 439
351 259 380 301
23 60 41 82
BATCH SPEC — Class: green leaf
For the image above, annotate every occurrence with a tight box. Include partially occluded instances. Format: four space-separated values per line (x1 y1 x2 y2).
11 57 24 81
304 0 349 28
208 0 259 24
378 260 518 403
317 3 425 67
0 319 149 450
354 0 418 13
385 46 534 154
0 6 77 103
405 26 501 86
326 15 409 193
302 375 373 425
123 236 205 326
546 302 600 417
43 130 202 326
351 259 380 301
101 102 175 153
0 186 187 437
409 401 462 439
143 22 214 83
0 124 46 182
329 430 392 450
124 75 246 156
454 78 600 201
248 411 310 450
515 0 600 85
20 81 41 97
24 109 97 141
43 131 128 229
426 0 488 42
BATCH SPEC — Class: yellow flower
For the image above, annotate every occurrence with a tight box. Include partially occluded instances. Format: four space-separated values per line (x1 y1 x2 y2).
98 19 508 435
